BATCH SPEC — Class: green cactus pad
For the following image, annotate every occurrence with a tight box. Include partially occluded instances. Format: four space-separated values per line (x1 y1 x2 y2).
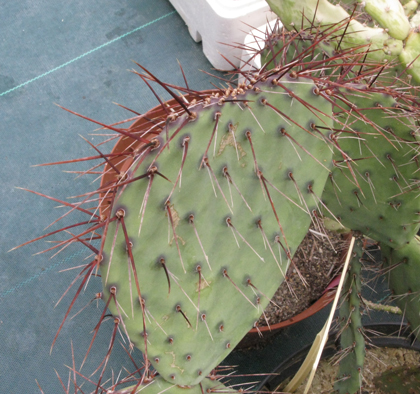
334 237 365 394
321 88 420 248
100 75 334 386
382 236 420 339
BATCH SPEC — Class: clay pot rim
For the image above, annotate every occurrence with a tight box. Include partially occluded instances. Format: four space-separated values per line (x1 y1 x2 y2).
249 286 338 335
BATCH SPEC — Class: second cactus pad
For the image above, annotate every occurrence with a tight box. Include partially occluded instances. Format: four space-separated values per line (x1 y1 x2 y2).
322 87 420 248
100 74 334 386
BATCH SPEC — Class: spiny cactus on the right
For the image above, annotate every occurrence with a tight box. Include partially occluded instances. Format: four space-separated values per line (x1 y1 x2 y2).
321 87 420 248
262 2 420 393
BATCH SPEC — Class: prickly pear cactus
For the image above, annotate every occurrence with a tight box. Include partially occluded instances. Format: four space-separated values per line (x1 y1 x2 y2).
381 236 420 339
101 74 334 386
334 237 365 394
258 5 420 393
20 8 420 390
321 89 420 248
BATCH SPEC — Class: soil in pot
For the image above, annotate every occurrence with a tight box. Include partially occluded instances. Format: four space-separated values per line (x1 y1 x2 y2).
276 346 420 394
257 226 345 328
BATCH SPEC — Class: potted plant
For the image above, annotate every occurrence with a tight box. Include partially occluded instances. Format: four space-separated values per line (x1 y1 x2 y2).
14 1 420 393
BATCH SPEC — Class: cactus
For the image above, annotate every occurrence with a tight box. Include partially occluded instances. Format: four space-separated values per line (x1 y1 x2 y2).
19 42 352 390
260 19 420 246
15 5 420 393
262 2 420 393
382 236 420 339
334 238 366 394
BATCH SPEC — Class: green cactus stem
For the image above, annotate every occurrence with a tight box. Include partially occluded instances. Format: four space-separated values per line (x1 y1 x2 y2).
358 0 411 40
382 236 420 340
334 237 365 394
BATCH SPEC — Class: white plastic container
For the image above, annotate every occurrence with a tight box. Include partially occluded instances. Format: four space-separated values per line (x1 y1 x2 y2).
239 19 280 82
169 0 275 70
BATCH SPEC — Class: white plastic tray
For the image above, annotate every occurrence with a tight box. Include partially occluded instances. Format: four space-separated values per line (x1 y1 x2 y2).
169 0 275 70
